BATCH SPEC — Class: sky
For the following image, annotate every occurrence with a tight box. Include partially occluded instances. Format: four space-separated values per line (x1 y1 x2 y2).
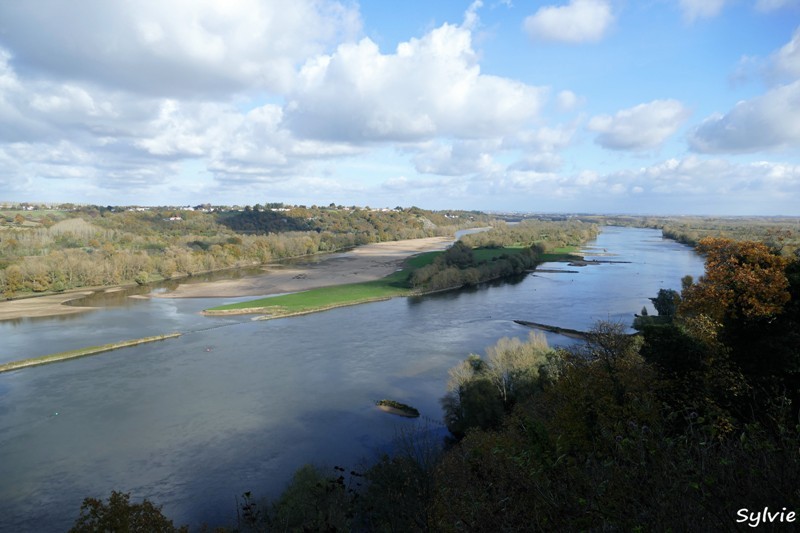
0 0 799 215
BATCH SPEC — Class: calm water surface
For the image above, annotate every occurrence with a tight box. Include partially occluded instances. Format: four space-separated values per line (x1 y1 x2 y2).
0 227 705 531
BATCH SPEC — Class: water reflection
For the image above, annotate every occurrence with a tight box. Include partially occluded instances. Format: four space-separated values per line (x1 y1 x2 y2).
0 227 706 530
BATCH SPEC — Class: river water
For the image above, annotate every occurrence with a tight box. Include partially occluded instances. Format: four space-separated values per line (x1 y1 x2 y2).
0 227 705 531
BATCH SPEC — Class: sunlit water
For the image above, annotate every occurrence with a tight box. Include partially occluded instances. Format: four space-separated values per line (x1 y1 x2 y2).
0 227 704 531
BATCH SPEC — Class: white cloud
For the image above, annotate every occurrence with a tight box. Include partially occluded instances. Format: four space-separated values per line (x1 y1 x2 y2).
678 0 726 22
0 0 361 97
381 175 456 192
509 153 564 172
505 124 578 152
770 27 800 81
523 0 613 44
497 156 800 212
604 157 800 210
500 124 576 174
411 140 502 176
556 90 583 111
588 99 690 151
689 80 800 153
285 17 547 142
755 0 799 12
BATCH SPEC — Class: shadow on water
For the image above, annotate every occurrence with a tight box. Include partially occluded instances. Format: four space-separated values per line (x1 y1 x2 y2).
407 273 530 307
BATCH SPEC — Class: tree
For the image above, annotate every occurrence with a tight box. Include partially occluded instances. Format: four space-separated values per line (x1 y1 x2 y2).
649 288 680 317
680 238 790 323
3 264 23 298
69 491 187 533
441 332 561 438
441 241 474 269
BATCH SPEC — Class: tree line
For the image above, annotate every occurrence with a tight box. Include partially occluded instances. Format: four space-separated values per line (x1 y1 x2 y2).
461 218 598 250
0 206 488 298
408 241 542 292
406 220 598 292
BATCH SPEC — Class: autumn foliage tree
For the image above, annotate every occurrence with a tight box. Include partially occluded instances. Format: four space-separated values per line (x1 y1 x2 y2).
670 237 798 428
679 237 790 323
68 491 187 533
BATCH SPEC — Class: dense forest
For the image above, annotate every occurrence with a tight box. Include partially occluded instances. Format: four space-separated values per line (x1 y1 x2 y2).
67 232 800 530
0 205 488 298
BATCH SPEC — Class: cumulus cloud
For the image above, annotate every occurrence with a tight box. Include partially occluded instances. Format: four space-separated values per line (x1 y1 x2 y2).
689 80 800 153
602 157 800 212
411 140 502 176
755 0 799 12
769 27 800 82
678 0 726 22
556 90 583 111
523 0 613 44
497 156 800 213
0 1 554 196
588 99 690 151
0 0 361 97
285 19 547 142
509 153 564 172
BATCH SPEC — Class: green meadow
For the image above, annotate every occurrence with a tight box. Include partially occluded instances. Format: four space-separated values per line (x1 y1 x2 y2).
205 245 580 318
205 252 439 316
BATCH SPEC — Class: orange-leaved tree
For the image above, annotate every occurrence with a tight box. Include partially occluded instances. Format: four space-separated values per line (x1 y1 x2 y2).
680 237 790 323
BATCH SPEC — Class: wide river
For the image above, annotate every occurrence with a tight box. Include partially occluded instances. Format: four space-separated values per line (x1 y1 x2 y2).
0 227 705 531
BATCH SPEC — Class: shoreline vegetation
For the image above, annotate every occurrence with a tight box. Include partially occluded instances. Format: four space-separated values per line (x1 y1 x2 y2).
203 215 600 319
0 204 488 302
0 236 456 320
0 333 182 374
203 246 586 319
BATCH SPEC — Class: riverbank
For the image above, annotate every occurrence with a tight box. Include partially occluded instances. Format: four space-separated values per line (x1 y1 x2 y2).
204 247 584 319
0 290 99 321
158 236 454 299
0 236 454 321
0 333 182 374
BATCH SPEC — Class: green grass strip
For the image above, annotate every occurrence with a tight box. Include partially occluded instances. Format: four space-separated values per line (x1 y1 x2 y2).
205 252 442 316
0 333 182 374
204 246 583 318
205 277 414 316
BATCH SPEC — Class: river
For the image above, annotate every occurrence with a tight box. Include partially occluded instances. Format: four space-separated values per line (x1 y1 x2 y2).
0 227 705 531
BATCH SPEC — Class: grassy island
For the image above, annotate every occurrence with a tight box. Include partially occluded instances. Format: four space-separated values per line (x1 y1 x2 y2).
203 254 428 317
204 239 586 319
204 244 579 319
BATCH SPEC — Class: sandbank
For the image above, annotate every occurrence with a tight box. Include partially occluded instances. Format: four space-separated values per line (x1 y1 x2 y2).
0 291 96 321
0 236 453 320
154 236 453 299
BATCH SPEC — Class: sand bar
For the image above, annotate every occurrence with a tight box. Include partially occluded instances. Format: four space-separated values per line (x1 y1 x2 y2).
154 236 453 299
0 236 454 320
0 291 96 321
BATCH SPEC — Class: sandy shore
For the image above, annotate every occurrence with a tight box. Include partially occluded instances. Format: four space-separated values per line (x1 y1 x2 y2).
154 236 453 298
0 291 97 321
0 236 453 320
